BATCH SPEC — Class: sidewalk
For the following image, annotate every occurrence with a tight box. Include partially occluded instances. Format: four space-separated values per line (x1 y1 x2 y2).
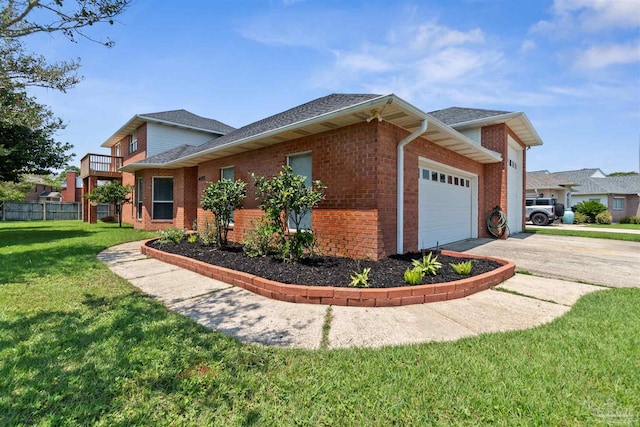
99 241 604 349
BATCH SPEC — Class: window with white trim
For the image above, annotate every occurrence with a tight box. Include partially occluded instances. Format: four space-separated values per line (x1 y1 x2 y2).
136 177 143 220
129 133 138 153
152 177 173 220
613 197 624 211
287 152 312 230
114 143 121 157
221 166 235 222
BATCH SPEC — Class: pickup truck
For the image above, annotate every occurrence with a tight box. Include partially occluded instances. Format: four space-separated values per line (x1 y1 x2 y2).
525 197 565 226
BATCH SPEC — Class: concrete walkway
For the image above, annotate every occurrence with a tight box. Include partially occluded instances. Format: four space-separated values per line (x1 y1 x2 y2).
99 241 605 349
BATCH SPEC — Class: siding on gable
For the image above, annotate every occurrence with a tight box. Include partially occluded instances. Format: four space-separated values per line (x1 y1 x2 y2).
460 128 481 144
146 122 221 157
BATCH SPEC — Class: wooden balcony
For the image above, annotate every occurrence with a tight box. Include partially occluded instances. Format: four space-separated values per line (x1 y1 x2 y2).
80 153 123 179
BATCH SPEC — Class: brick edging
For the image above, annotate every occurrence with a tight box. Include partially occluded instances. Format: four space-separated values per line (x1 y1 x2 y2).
141 239 515 306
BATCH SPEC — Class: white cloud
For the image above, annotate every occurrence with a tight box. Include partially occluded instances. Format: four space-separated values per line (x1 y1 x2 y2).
575 40 640 68
533 0 640 35
520 39 536 53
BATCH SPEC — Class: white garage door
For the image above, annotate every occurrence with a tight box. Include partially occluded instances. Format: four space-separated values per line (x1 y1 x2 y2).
507 139 524 234
418 164 475 250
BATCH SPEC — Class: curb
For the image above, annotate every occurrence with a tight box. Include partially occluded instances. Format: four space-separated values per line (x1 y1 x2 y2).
141 240 515 306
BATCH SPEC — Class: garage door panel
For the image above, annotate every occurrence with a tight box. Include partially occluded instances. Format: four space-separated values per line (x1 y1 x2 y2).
418 166 474 249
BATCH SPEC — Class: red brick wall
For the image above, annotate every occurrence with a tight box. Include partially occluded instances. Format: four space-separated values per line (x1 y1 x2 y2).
60 171 78 202
119 123 148 224
480 124 508 238
133 168 176 231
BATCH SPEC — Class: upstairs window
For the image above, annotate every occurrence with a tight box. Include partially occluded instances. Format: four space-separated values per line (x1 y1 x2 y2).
114 143 121 157
129 133 138 153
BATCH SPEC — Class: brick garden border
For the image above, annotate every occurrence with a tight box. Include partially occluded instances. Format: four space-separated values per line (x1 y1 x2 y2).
141 240 515 306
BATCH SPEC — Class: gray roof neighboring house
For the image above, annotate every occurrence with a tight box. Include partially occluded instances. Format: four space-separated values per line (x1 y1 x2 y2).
527 169 639 196
428 107 512 126
573 175 640 196
526 172 576 190
101 109 236 148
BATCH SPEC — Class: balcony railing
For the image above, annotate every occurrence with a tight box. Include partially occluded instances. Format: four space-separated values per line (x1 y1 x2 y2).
80 153 123 178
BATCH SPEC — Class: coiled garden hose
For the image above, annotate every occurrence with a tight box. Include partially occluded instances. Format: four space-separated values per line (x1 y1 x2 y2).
487 206 508 238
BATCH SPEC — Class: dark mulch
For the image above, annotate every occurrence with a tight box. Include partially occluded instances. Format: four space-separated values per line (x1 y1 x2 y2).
149 240 502 288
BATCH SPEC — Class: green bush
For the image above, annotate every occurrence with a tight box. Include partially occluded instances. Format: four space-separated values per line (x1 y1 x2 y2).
573 212 589 224
187 233 198 244
252 165 326 262
157 227 186 244
201 179 247 246
403 267 423 285
595 211 612 225
574 200 607 223
450 260 473 275
198 219 217 246
242 217 280 257
620 216 640 224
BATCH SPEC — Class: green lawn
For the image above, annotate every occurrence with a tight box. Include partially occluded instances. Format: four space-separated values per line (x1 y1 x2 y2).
525 227 640 242
1 221 638 426
588 223 640 230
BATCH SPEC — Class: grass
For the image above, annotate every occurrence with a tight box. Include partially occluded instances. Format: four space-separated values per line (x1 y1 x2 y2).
587 223 640 230
1 221 639 426
525 227 640 242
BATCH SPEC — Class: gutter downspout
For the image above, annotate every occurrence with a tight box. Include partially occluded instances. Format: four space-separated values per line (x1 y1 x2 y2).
397 119 428 254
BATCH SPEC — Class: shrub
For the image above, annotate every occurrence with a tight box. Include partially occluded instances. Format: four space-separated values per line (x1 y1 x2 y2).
201 179 247 246
349 267 371 288
620 216 640 224
574 200 607 223
242 217 280 257
198 219 217 246
412 253 442 276
404 267 423 285
252 165 326 262
573 212 589 224
158 227 186 244
450 260 473 275
187 234 198 244
595 211 612 225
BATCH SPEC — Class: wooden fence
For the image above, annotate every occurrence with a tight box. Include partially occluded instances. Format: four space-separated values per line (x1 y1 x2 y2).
1 202 110 221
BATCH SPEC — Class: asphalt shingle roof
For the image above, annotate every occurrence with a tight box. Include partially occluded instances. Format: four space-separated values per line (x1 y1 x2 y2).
136 144 201 165
428 107 513 126
139 110 236 134
193 93 382 154
527 169 639 195
526 172 576 190
551 168 605 183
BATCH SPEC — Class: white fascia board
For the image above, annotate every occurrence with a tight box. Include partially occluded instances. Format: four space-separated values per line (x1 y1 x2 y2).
159 94 395 167
100 115 143 148
450 111 543 147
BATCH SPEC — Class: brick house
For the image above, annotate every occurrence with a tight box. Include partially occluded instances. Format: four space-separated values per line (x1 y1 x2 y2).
84 94 543 259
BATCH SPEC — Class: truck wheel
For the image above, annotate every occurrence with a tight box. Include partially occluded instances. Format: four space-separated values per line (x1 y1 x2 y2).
531 212 549 226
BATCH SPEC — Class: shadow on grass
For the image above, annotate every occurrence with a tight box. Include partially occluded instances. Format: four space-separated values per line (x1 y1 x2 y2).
0 229 92 247
0 292 269 425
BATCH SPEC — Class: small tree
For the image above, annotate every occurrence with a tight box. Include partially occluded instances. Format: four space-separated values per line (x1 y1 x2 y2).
84 181 133 227
200 179 247 246
252 166 325 262
574 200 607 223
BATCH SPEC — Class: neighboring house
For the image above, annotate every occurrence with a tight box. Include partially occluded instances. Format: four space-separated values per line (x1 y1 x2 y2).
83 93 544 260
526 170 576 207
60 171 82 202
22 175 60 202
80 109 235 223
526 169 640 222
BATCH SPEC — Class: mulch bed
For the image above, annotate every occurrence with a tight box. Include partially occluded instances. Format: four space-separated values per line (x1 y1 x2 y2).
149 240 502 288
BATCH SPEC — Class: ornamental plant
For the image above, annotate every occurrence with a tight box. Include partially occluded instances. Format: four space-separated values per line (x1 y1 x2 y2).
201 179 247 246
574 200 607 223
411 253 442 276
450 260 473 275
252 166 326 262
84 180 133 228
404 267 424 285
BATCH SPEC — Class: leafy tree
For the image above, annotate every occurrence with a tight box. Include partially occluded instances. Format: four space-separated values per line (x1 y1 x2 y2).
54 165 81 186
201 179 247 246
0 121 73 181
608 172 638 177
252 166 325 262
1 0 131 180
0 179 32 202
574 200 607 223
84 180 132 227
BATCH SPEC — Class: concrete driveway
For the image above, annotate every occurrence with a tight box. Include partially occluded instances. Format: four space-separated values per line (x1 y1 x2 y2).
444 233 640 288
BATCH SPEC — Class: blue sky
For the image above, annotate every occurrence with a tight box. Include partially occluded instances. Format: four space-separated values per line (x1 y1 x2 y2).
26 0 640 173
